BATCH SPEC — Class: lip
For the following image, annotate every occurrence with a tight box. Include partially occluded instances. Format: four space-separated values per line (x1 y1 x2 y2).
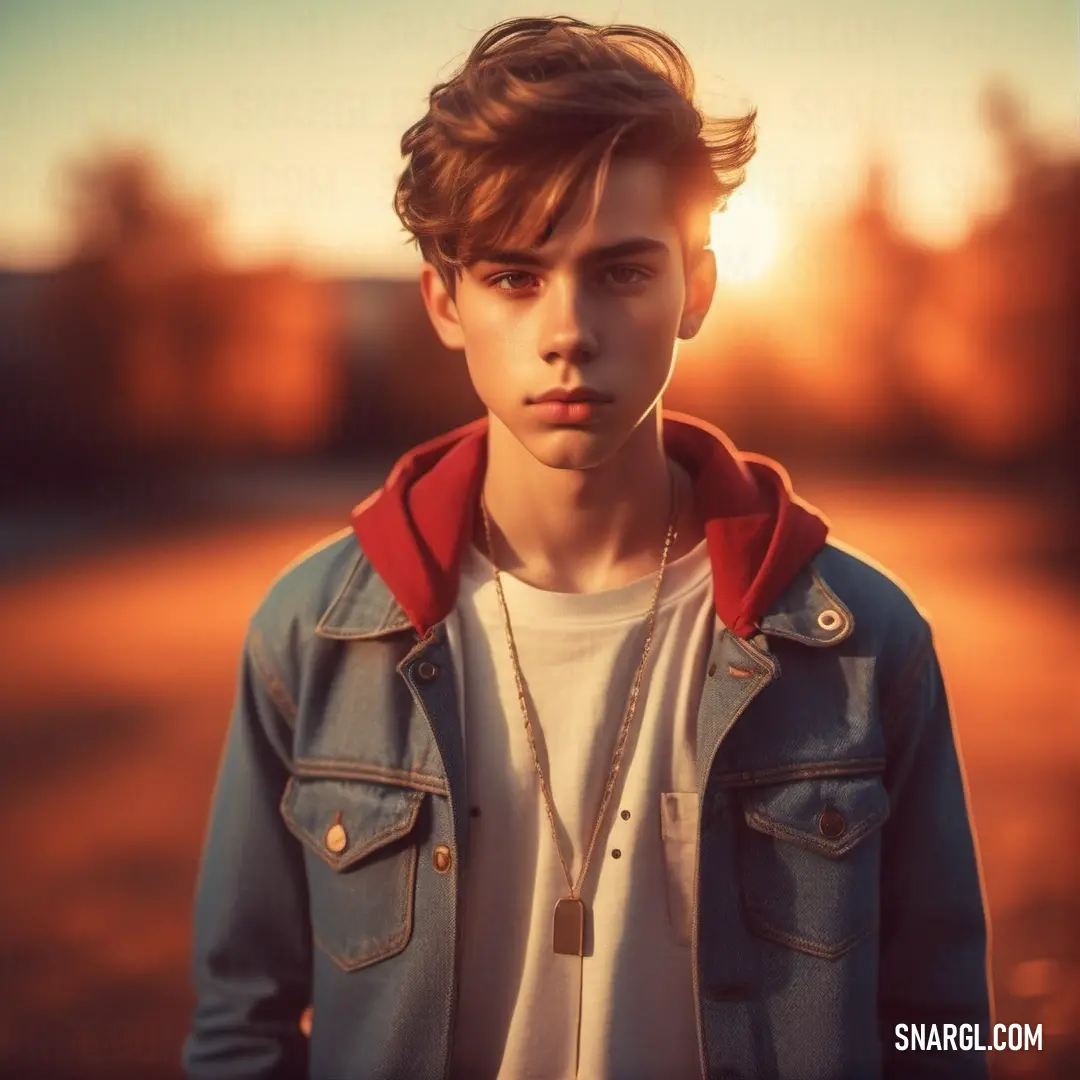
530 387 612 404
529 399 610 425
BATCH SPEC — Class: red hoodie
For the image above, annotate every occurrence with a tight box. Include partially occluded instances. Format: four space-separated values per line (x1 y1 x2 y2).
351 409 830 640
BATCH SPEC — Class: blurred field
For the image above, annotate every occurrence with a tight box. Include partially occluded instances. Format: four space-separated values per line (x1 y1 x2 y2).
0 464 1076 1079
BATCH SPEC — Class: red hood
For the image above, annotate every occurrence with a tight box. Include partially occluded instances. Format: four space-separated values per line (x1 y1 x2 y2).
351 410 830 640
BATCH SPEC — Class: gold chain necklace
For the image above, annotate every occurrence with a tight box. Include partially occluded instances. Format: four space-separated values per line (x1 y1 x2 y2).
478 468 677 955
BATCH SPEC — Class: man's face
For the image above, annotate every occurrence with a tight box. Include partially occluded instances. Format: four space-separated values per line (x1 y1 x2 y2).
420 157 716 470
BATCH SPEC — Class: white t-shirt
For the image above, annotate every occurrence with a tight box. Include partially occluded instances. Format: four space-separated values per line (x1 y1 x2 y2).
444 534 717 1079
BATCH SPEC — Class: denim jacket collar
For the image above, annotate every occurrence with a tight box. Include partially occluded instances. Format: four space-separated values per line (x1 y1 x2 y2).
313 543 855 649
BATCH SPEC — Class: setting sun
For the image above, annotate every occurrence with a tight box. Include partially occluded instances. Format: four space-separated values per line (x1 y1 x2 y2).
710 187 781 284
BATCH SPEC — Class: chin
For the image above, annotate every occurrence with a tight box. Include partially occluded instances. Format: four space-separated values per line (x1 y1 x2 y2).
517 425 627 471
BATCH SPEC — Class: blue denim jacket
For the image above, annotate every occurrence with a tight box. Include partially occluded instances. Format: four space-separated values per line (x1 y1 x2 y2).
182 529 991 1080
182 417 991 1079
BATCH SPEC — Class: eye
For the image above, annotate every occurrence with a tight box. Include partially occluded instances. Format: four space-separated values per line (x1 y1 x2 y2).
488 271 538 294
605 265 650 285
486 264 652 296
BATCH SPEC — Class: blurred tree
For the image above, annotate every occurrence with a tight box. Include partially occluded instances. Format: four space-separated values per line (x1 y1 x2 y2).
61 147 221 281
35 146 222 468
905 81 1080 572
981 80 1042 205
29 145 340 483
713 144 932 461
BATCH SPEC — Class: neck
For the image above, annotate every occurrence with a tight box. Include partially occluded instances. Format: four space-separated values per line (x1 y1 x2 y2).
477 409 703 593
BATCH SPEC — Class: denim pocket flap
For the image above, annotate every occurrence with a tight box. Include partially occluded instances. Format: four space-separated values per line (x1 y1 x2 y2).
738 774 890 958
742 774 889 858
281 776 426 872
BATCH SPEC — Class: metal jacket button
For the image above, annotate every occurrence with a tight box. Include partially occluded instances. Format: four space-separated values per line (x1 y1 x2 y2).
416 660 439 682
325 823 348 853
433 844 453 873
818 809 846 838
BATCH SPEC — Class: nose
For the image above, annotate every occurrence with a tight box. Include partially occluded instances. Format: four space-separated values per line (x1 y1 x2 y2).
538 276 599 366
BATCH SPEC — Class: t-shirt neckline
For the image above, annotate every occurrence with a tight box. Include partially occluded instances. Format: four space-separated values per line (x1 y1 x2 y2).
459 535 711 627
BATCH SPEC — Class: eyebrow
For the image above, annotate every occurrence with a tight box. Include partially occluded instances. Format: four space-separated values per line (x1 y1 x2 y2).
470 237 671 269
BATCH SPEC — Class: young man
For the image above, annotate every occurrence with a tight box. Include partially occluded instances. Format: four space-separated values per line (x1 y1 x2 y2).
183 16 992 1080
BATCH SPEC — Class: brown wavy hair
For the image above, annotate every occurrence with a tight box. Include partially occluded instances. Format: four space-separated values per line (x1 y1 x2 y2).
393 15 757 296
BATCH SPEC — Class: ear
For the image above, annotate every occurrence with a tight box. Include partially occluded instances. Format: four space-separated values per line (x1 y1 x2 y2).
419 263 466 351
677 247 717 340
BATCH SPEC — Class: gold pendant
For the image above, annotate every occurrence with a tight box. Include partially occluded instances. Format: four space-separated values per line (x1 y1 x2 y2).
553 896 585 955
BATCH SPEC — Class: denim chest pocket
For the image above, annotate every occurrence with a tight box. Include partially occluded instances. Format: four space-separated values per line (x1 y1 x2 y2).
279 776 426 971
737 773 890 959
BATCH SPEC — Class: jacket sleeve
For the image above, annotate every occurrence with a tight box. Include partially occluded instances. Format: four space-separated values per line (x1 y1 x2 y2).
182 621 312 1079
877 620 993 1078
